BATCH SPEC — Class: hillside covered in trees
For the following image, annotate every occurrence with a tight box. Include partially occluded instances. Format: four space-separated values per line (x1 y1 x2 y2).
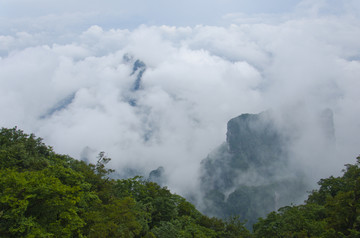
253 156 360 237
0 127 251 237
1 127 360 237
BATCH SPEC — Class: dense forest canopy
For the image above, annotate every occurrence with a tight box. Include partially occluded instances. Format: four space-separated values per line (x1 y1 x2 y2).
0 127 251 237
1 127 359 237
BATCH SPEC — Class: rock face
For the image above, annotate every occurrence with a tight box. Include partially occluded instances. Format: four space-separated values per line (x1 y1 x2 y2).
227 112 283 162
199 111 312 226
148 166 166 186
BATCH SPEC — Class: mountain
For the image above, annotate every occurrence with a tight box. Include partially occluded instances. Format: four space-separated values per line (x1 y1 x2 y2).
148 166 166 186
2 126 356 237
198 110 335 226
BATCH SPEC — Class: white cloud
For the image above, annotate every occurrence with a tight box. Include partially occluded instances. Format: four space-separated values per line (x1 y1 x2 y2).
1 1 360 197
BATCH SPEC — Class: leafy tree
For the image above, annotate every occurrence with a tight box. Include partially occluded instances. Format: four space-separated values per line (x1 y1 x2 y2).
0 127 251 237
253 156 360 238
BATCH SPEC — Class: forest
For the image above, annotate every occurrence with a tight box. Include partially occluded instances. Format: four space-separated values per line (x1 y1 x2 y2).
1 127 359 237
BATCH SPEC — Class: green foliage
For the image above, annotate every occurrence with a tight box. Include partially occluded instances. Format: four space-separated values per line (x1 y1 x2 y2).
253 204 327 237
253 156 360 238
0 127 250 237
7 126 359 237
0 168 85 237
0 127 51 170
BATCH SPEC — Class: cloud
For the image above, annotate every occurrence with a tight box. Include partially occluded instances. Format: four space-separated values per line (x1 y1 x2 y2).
1 2 360 197
1 0 305 37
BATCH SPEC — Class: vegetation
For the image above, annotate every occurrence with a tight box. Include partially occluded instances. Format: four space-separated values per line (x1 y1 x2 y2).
1 126 359 237
0 127 251 237
253 156 360 237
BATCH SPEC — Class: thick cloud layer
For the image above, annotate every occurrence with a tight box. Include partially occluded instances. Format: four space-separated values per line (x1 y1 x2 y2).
1 1 360 196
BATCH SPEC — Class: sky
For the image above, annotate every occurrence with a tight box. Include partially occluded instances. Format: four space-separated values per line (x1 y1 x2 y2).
1 0 360 197
1 0 301 31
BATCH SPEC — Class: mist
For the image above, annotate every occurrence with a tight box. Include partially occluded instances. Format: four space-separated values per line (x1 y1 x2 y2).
1 1 360 207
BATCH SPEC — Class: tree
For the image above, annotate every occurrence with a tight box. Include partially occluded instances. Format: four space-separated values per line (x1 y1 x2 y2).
0 127 252 237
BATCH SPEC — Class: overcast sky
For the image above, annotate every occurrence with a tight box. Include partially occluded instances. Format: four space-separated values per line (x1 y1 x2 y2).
2 0 358 34
1 0 360 195
2 0 301 26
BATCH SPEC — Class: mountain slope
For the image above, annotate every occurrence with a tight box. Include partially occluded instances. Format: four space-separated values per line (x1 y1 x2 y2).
0 127 251 237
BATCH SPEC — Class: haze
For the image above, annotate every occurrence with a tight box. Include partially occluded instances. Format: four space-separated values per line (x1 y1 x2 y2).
1 0 360 197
